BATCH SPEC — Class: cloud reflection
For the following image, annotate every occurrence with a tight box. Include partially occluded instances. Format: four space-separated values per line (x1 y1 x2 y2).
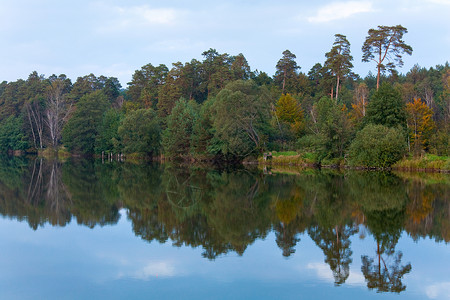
306 262 365 286
132 261 176 280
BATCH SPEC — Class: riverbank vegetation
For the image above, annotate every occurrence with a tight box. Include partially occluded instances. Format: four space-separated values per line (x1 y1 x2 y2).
0 25 448 168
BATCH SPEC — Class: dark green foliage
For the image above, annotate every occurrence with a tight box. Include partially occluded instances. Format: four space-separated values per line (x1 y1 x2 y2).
429 127 449 156
349 124 407 168
207 80 272 159
127 63 169 108
102 77 122 102
274 50 301 95
191 98 215 157
95 108 123 154
62 91 109 153
0 115 28 152
118 108 160 156
365 83 407 128
68 74 101 102
324 34 354 100
251 70 273 86
299 97 352 162
162 99 198 158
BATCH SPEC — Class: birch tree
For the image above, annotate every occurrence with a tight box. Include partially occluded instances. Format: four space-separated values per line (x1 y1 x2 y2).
45 79 72 148
26 99 45 149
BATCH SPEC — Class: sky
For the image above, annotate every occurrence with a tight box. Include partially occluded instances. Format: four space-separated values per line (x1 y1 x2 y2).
1 0 449 87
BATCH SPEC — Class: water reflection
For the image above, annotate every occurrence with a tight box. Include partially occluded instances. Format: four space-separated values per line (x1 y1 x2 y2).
0 157 449 293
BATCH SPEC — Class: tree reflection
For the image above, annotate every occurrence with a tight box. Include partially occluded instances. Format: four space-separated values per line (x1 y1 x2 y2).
356 172 412 293
0 158 448 294
309 225 356 285
272 184 305 257
0 156 72 228
62 159 120 227
361 251 411 293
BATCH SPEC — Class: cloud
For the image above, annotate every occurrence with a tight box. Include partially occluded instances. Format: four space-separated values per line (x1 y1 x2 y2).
425 282 450 299
308 1 374 23
115 5 178 26
426 0 450 4
93 3 186 33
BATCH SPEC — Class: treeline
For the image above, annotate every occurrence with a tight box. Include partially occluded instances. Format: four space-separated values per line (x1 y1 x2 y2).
0 25 449 165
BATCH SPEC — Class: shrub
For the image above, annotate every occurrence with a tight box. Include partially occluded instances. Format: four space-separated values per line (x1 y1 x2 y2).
348 124 406 168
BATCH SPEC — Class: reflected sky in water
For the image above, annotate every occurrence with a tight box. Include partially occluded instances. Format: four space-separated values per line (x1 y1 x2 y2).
1 210 448 300
0 158 449 299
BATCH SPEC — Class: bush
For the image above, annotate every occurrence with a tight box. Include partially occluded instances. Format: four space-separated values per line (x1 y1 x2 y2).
348 124 406 168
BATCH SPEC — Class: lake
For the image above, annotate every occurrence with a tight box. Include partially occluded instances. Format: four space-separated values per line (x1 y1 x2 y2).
0 157 449 299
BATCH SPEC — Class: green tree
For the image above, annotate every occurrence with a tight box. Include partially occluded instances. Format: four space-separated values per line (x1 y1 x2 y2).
209 80 271 159
349 124 407 168
191 99 215 157
308 63 323 96
362 25 413 90
365 83 407 129
118 109 160 156
162 99 198 158
231 53 251 80
300 97 352 162
0 115 28 152
324 34 354 100
95 108 123 154
127 63 168 108
274 50 300 95
62 91 108 153
69 73 101 102
201 49 234 97
251 70 273 86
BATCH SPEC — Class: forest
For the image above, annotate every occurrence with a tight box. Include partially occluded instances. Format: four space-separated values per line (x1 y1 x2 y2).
0 25 448 167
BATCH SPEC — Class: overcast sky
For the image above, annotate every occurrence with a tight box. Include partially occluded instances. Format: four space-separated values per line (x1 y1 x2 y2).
1 0 449 86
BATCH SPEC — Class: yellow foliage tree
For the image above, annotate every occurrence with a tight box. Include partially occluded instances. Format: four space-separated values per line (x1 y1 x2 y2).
406 98 435 154
350 83 368 125
275 93 304 136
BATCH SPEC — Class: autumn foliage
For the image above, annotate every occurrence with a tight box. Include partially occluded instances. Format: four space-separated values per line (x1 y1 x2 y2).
406 98 435 154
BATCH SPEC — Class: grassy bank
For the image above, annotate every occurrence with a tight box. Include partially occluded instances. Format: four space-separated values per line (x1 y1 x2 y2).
393 154 450 172
258 151 450 172
257 151 317 166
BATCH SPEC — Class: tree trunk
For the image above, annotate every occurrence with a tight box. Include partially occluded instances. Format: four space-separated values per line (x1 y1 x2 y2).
335 75 340 100
377 45 382 90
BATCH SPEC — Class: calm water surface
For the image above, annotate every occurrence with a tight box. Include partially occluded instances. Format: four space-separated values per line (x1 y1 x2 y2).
0 157 449 299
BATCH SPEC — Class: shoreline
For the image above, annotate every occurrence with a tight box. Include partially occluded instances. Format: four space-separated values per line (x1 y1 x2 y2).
7 150 450 173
